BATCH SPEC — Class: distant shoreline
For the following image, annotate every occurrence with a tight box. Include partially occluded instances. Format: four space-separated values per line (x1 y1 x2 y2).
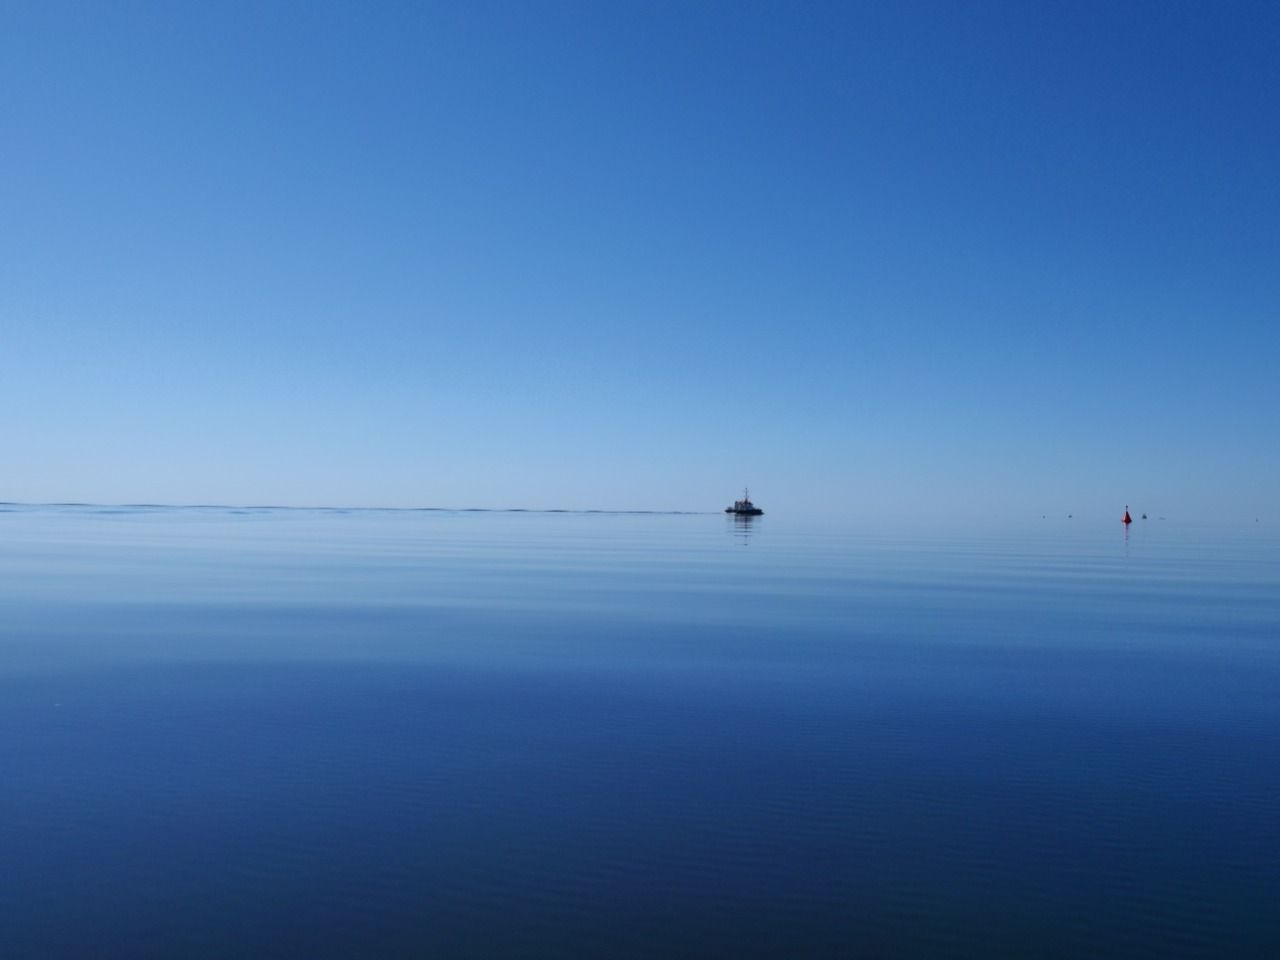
0 501 713 516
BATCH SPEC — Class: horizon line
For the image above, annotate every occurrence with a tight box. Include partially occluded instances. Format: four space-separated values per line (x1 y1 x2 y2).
0 500 716 516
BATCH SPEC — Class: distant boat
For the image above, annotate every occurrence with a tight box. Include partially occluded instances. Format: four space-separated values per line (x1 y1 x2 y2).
1123 506 1132 525
726 489 763 516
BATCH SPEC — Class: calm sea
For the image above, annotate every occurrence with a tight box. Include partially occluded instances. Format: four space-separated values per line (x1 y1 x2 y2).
1 505 1277 958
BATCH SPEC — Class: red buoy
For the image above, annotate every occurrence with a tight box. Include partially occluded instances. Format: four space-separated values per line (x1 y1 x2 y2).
1123 507 1132 525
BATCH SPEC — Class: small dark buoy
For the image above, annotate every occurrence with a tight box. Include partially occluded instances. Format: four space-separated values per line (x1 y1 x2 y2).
1123 506 1132 525
1142 513 1147 520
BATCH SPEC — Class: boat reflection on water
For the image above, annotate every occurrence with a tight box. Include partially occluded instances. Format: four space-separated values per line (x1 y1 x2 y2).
724 488 762 545
728 510 757 546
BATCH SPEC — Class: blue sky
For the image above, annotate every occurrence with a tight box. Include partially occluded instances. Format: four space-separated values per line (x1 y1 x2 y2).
3 1 1276 519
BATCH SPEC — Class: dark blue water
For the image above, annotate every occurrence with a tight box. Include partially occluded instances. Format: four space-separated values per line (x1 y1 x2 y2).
2 506 1278 957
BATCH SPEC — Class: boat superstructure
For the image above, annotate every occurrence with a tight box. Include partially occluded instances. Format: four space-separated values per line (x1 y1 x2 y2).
725 488 763 516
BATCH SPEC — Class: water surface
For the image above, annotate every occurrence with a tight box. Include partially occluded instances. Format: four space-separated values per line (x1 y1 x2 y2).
2 507 1277 957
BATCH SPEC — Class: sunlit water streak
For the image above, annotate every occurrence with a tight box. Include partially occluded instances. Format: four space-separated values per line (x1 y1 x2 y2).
1 506 1278 957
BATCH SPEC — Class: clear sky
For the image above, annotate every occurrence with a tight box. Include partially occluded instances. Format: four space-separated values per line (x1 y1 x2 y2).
3 1 1277 520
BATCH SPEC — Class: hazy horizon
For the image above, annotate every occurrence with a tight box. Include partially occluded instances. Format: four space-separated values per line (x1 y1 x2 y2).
0 501 1259 535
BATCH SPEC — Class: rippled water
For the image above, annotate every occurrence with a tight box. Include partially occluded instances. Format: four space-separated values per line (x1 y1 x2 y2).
1 506 1277 957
